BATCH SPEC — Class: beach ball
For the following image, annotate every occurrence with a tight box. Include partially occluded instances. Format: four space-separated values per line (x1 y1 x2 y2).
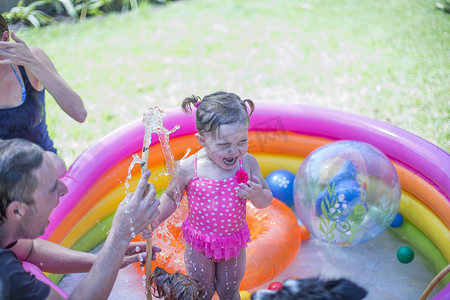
294 140 401 246
265 169 295 206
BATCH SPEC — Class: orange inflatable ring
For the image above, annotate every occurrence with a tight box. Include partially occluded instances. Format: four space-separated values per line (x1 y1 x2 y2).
132 198 301 290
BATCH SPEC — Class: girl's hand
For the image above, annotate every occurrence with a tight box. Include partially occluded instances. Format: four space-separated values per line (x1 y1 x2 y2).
236 175 265 201
236 175 273 208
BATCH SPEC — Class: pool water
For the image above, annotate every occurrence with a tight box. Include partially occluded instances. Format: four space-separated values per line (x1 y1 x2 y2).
58 228 440 299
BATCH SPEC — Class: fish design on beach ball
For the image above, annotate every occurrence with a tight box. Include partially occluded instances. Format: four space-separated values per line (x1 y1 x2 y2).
315 160 367 226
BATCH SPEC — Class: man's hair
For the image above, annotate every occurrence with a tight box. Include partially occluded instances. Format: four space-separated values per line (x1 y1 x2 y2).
0 139 44 222
0 15 9 34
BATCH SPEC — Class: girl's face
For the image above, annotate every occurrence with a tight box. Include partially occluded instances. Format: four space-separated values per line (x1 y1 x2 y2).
198 121 249 170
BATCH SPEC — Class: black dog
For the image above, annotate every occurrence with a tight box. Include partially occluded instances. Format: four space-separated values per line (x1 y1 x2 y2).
251 278 367 300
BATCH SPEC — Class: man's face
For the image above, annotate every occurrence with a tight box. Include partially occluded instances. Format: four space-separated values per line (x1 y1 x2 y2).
21 154 68 238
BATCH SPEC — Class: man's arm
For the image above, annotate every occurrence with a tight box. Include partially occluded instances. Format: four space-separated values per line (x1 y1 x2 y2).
60 171 159 300
13 172 159 300
13 239 96 274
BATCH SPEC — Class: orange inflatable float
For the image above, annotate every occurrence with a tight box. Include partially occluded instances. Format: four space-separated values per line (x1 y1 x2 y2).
132 198 301 290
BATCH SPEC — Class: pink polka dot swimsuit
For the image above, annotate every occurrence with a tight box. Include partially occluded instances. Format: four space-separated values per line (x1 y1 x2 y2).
181 154 251 261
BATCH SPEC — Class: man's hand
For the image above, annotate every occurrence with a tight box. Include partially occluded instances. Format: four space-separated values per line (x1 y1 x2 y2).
120 241 161 268
112 170 160 244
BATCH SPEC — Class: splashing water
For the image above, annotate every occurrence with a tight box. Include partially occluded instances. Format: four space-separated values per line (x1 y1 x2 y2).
124 154 145 197
142 107 192 268
142 107 180 176
124 107 192 270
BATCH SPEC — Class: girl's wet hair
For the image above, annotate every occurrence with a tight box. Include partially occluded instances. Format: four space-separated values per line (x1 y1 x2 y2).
181 91 255 135
149 267 204 300
0 15 9 33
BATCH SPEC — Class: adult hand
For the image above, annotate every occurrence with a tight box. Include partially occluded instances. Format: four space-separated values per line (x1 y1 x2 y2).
0 32 35 66
141 227 153 240
111 170 160 244
120 242 162 268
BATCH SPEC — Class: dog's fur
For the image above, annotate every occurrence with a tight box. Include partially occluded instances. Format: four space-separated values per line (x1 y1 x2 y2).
148 267 204 300
251 278 367 300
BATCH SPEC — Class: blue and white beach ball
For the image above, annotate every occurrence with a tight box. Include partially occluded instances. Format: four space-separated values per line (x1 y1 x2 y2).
294 141 401 246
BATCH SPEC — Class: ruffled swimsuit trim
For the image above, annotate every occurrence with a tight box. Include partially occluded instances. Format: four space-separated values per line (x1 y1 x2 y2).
182 218 250 261
182 154 251 261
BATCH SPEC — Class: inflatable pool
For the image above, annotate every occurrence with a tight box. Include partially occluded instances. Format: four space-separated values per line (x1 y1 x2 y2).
34 103 449 298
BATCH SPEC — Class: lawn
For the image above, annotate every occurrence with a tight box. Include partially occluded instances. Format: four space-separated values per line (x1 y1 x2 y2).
14 0 450 165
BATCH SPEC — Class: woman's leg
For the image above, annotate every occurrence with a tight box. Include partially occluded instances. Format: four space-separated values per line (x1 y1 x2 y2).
215 248 246 300
184 244 216 300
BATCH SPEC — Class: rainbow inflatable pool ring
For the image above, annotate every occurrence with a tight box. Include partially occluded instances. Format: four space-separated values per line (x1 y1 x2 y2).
35 103 448 294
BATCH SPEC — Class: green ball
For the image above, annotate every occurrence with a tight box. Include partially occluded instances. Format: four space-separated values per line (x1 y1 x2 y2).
396 246 414 264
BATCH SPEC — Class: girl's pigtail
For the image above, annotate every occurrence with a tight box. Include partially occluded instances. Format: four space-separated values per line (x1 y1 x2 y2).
181 95 201 113
243 99 255 117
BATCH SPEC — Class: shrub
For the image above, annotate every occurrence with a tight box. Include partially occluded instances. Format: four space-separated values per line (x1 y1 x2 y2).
3 0 178 27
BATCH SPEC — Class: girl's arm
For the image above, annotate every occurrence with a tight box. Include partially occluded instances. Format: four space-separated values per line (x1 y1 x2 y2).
237 154 272 208
151 191 178 229
151 157 192 229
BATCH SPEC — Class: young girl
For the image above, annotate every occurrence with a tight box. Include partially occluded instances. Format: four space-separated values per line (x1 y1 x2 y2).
153 91 273 300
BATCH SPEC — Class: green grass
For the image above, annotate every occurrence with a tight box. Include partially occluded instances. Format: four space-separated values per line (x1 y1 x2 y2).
14 0 450 165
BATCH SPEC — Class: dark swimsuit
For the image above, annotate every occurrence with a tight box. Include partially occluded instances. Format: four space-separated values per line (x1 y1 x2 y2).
0 65 56 152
